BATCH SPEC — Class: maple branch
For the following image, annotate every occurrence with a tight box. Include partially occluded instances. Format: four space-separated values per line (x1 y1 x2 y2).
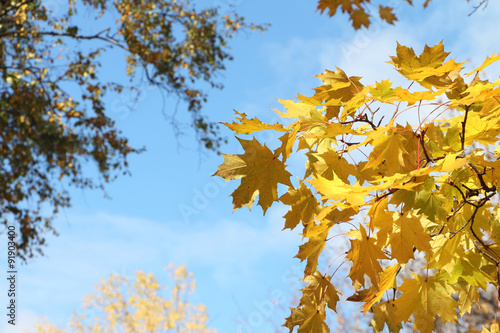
341 113 378 130
443 200 466 227
451 183 468 203
457 192 495 242
377 115 385 127
373 188 397 203
418 131 447 167
460 105 470 151
468 0 488 16
450 205 478 238
419 132 434 165
448 181 495 240
468 162 496 193
474 241 500 266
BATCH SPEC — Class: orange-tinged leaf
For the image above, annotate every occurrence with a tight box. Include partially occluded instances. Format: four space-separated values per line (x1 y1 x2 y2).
351 9 370 30
214 137 292 213
298 310 330 333
284 305 330 333
379 6 397 24
389 42 462 89
314 67 349 85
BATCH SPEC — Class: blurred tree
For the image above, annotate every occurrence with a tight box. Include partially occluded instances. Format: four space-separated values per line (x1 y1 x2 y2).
34 265 216 333
0 0 265 260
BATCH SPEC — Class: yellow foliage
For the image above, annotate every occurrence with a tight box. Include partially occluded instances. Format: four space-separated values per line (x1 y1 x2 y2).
34 265 216 333
216 42 500 332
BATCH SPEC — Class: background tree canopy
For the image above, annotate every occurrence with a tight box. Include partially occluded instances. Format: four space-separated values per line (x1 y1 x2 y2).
0 0 264 260
34 265 215 333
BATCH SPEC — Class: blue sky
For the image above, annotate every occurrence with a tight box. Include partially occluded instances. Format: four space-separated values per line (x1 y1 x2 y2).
2 0 500 332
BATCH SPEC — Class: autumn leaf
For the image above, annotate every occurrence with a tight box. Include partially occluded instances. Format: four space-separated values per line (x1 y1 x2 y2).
275 99 316 118
214 137 292 213
363 124 412 174
284 303 330 333
302 270 340 312
222 110 287 134
362 264 400 312
351 9 370 29
466 52 500 76
379 6 397 24
296 231 328 276
395 272 458 333
448 250 493 289
370 300 402 333
388 212 432 263
308 175 366 206
218 41 500 333
347 226 386 290
389 42 463 89
280 181 319 230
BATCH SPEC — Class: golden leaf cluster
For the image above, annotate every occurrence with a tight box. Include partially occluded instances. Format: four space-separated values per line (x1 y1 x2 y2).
35 265 216 333
216 42 500 332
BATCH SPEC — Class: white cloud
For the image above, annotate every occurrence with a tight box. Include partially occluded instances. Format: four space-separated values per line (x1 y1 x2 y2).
0 308 39 333
18 207 300 330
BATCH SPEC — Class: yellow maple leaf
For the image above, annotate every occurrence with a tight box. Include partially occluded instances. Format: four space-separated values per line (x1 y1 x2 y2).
363 125 409 175
395 272 458 333
364 264 400 312
222 110 287 134
389 212 432 263
308 174 367 206
302 270 339 312
370 300 403 333
275 99 316 118
295 231 328 276
280 181 319 230
213 137 292 213
346 226 387 289
466 52 500 76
